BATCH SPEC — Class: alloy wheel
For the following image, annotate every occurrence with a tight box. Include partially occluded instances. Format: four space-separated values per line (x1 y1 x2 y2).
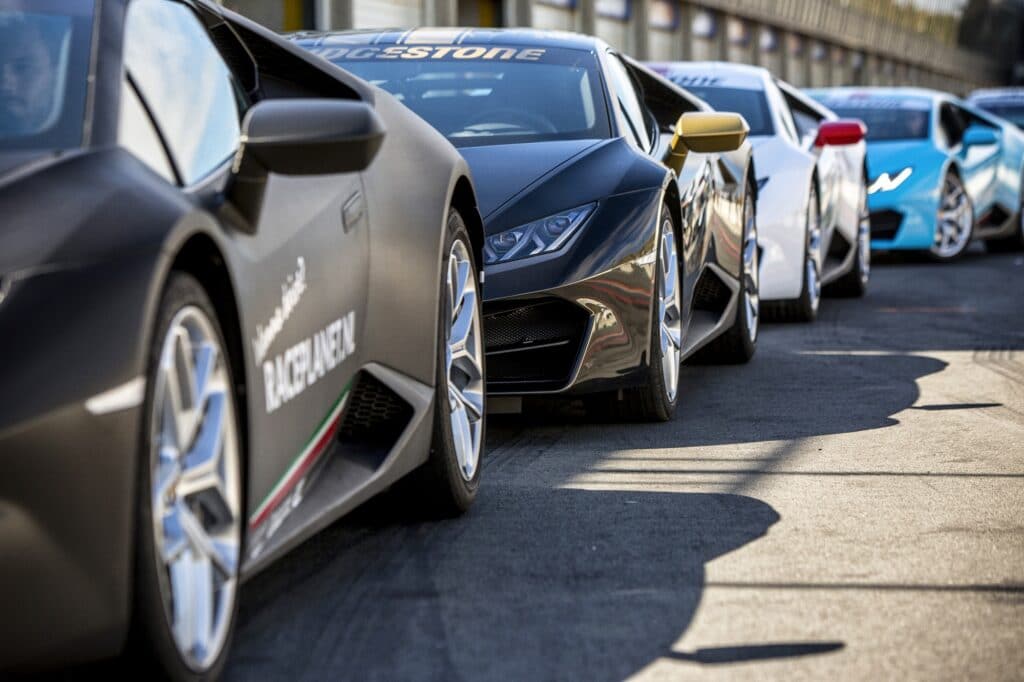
932 173 972 258
742 192 760 343
444 239 484 481
806 192 822 314
659 217 682 403
857 188 871 285
151 305 241 672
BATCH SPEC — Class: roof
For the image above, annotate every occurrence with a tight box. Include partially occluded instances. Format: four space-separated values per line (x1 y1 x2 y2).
646 61 771 91
290 27 604 53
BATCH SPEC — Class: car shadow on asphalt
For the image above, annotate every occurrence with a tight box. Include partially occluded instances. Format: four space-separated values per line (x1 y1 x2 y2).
487 348 948 449
228 488 786 681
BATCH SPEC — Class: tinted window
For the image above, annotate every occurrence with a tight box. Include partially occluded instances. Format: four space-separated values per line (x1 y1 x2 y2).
310 44 609 148
0 0 94 151
827 107 930 141
813 94 932 142
973 103 1024 129
671 84 774 136
124 0 242 184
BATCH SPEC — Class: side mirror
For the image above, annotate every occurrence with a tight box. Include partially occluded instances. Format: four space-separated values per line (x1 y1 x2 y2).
962 125 998 147
230 98 386 227
815 119 866 147
666 112 749 174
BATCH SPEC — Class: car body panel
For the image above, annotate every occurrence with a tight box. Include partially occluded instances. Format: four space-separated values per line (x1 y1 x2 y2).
0 1 481 671
304 30 755 397
808 87 1024 249
654 62 867 301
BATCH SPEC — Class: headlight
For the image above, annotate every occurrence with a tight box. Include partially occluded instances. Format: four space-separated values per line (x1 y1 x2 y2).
868 167 913 194
483 203 596 265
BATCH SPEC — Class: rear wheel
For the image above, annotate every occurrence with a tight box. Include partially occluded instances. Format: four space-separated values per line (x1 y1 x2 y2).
765 181 821 322
586 203 680 422
983 182 1024 253
826 178 870 297
693 178 758 363
133 273 243 681
929 171 973 261
415 208 485 515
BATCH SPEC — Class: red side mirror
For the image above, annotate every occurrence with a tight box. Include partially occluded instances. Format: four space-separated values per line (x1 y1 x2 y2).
815 119 866 146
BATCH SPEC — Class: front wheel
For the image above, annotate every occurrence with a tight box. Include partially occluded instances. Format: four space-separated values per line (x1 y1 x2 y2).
694 178 758 363
929 171 973 261
586 202 681 422
415 208 485 515
132 272 243 681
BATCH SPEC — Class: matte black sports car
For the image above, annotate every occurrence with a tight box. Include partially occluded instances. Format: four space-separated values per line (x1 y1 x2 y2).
299 28 759 422
0 1 486 677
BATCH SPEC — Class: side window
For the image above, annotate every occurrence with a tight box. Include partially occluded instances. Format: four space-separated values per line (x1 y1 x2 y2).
939 103 966 148
118 77 175 182
605 54 652 150
123 0 243 185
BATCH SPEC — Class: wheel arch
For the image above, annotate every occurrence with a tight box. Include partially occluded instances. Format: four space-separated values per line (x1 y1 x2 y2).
450 175 485 271
166 233 250 471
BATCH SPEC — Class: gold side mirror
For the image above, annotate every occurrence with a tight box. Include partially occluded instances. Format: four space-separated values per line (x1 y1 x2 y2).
666 112 749 174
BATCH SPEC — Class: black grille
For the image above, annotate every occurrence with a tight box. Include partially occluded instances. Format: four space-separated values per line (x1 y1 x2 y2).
869 210 903 240
338 373 413 447
692 270 732 313
484 299 589 391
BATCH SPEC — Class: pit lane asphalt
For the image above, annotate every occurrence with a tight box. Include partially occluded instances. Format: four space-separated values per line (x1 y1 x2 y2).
227 247 1024 681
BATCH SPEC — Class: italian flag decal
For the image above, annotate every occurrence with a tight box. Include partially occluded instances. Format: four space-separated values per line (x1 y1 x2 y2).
249 385 351 530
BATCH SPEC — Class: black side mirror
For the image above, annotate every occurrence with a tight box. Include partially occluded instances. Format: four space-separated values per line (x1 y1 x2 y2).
230 98 386 227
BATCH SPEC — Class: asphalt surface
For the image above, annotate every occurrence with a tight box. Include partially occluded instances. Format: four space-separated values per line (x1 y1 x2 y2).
227 247 1024 681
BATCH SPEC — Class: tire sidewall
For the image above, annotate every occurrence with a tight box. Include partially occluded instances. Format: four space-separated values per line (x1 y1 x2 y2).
647 202 681 418
800 182 821 320
931 171 974 261
132 272 241 682
429 209 484 511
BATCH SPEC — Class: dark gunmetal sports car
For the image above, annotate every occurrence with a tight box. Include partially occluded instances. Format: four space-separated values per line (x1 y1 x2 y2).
0 1 486 677
300 28 760 422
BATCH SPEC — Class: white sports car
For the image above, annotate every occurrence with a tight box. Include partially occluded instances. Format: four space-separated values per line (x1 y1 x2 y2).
650 62 871 321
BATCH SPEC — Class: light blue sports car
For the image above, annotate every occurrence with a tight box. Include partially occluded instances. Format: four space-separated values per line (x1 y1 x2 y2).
808 87 1024 259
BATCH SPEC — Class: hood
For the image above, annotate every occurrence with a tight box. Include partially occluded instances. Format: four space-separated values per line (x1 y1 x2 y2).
459 139 604 220
865 139 938 175
0 151 61 188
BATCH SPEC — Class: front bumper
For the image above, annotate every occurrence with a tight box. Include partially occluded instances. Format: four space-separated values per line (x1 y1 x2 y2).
0 257 157 670
0 402 141 671
868 181 940 251
482 190 661 396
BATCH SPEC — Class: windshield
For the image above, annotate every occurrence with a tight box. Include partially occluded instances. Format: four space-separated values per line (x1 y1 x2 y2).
972 103 1024 130
301 43 610 147
812 95 932 141
0 0 94 151
666 84 773 136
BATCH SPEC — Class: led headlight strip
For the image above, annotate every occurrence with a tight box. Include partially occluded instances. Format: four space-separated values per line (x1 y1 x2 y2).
484 203 596 265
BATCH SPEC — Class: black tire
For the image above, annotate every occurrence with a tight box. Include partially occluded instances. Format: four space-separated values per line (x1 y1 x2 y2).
826 179 870 298
585 202 680 423
764 181 821 323
413 208 485 516
130 272 241 682
693 179 759 364
928 171 974 262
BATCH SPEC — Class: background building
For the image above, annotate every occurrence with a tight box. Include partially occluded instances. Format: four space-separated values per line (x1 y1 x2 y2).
222 0 1024 93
